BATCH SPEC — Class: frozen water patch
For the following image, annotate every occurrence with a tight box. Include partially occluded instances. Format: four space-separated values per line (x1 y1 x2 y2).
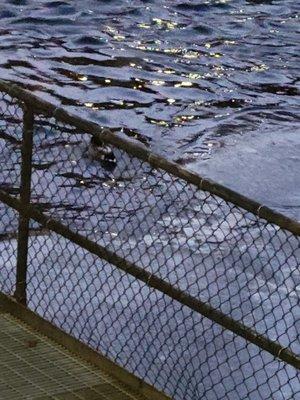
190 128 300 220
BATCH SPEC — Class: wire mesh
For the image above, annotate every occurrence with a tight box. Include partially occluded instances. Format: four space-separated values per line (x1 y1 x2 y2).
0 91 23 294
0 84 299 400
0 91 22 195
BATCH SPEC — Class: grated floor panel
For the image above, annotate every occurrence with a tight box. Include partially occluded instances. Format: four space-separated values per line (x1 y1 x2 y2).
0 312 145 400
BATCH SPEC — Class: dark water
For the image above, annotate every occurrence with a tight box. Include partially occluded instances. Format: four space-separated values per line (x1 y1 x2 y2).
0 0 299 217
0 2 300 399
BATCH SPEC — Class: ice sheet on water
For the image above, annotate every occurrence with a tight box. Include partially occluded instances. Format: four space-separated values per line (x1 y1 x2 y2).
2 115 297 355
191 128 300 220
0 110 299 399
14 233 297 400
0 238 16 295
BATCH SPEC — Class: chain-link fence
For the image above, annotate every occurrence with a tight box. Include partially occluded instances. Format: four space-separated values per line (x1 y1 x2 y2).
0 80 299 400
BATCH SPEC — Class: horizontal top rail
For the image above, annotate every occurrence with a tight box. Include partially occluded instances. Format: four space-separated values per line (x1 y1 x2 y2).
1 78 299 237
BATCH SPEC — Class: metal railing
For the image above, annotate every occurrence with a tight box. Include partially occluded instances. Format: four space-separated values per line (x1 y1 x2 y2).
0 79 299 400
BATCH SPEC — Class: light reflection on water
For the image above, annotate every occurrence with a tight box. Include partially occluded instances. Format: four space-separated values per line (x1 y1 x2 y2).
0 0 300 399
0 0 299 213
0 2 299 399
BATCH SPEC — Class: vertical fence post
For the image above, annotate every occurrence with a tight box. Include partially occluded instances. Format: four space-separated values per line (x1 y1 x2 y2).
14 106 34 305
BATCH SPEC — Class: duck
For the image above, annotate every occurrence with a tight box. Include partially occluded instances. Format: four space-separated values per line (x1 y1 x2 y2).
87 134 117 171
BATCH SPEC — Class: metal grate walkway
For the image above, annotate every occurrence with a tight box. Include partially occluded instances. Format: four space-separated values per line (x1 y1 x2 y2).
0 312 146 400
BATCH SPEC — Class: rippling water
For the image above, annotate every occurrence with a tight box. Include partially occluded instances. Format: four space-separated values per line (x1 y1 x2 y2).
0 3 299 399
0 0 299 216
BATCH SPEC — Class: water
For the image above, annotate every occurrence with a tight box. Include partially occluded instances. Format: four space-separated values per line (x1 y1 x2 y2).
0 2 299 399
0 0 299 217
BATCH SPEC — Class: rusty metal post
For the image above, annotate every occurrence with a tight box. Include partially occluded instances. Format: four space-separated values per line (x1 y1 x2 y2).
14 106 34 305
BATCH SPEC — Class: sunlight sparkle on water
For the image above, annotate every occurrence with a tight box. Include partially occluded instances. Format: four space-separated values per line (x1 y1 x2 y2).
151 80 165 86
175 81 193 88
78 76 88 82
152 18 178 30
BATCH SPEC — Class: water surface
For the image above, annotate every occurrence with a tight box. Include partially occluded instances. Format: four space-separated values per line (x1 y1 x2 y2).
0 0 299 214
0 2 300 399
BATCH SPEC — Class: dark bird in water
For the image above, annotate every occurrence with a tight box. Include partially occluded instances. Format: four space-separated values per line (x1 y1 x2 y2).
88 135 116 171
